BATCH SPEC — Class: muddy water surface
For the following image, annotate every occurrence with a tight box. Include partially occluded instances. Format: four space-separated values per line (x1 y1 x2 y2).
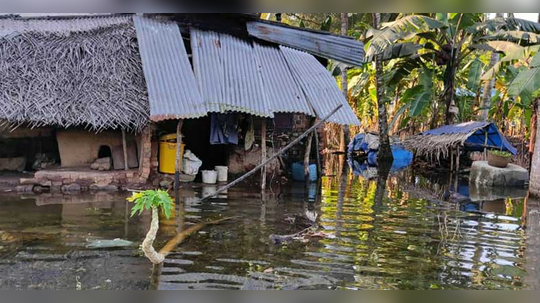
0 170 538 290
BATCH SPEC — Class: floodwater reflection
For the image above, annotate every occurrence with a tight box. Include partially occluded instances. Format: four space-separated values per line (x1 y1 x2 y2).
0 165 539 290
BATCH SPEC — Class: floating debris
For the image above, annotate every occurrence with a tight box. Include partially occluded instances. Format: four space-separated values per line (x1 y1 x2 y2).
86 239 135 249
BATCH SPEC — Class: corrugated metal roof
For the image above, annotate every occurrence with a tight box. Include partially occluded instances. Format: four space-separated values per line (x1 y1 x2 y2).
247 21 365 67
253 43 314 116
191 29 223 113
281 46 360 126
191 28 272 118
134 16 206 122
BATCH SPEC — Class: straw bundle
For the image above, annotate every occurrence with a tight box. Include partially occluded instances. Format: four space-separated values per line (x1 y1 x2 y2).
0 17 149 132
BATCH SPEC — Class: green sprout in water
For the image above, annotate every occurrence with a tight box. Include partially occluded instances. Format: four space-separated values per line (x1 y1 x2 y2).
127 190 174 219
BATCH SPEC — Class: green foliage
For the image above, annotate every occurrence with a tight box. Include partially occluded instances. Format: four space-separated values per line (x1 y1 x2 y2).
366 15 446 59
508 51 540 104
489 150 512 157
127 190 174 219
467 58 484 91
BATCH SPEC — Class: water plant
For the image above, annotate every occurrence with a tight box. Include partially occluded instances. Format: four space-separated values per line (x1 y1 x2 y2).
128 190 174 264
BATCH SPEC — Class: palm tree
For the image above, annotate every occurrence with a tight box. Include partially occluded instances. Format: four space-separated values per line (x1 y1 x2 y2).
341 13 351 149
372 13 393 160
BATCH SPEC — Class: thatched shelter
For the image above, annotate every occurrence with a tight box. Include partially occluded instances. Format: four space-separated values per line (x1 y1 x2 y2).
0 15 149 132
404 121 517 162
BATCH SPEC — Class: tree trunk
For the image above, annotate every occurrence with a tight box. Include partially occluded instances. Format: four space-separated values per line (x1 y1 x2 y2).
443 50 459 125
142 208 165 265
478 13 503 122
530 100 540 197
341 13 351 150
373 13 393 161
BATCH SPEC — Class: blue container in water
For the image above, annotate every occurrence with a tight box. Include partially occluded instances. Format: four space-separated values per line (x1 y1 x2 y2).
292 162 317 182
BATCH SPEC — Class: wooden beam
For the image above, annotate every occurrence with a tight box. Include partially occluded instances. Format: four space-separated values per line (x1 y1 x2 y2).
174 120 184 205
122 129 129 171
200 104 343 202
261 118 267 191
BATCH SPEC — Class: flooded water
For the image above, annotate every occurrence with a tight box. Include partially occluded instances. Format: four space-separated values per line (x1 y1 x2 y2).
0 168 539 290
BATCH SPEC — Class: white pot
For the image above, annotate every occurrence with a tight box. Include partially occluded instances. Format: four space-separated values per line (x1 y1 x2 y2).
202 170 218 184
215 166 229 182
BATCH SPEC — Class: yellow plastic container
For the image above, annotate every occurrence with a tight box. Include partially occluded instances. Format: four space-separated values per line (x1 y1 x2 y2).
159 134 185 175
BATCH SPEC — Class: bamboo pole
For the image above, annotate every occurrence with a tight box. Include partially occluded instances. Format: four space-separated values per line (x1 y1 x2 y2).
313 123 322 179
122 129 129 171
174 120 184 205
261 118 267 191
200 104 344 202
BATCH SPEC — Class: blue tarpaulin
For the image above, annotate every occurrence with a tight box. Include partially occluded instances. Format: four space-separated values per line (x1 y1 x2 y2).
421 122 517 155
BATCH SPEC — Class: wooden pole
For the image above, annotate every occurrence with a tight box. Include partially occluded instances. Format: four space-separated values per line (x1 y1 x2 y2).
261 118 267 191
174 120 184 205
313 122 322 179
304 131 314 184
122 129 129 171
200 104 343 201
456 145 461 173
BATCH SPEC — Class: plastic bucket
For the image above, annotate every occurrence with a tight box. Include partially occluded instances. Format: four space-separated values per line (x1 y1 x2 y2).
202 170 218 184
215 166 229 182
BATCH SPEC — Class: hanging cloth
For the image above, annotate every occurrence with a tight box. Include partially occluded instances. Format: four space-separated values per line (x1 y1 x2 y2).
245 117 255 151
210 113 239 145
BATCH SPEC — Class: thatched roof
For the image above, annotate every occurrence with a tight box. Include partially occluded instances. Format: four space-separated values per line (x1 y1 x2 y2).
403 121 517 161
0 15 149 132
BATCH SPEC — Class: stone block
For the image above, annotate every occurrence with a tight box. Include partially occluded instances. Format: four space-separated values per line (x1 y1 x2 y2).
20 178 38 185
61 183 81 193
16 185 34 193
39 181 52 187
32 185 44 194
62 179 74 185
0 157 26 172
470 161 529 188
90 157 112 171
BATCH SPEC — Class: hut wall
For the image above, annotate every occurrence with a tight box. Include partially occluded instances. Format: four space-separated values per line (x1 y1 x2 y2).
56 129 138 168
228 113 314 177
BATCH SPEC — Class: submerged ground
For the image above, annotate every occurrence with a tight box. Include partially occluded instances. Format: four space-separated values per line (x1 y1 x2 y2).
0 165 539 290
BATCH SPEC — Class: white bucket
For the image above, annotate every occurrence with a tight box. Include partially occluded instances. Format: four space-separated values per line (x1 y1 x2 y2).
202 170 218 184
215 166 229 182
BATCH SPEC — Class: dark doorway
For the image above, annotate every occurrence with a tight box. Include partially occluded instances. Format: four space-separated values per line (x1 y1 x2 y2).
98 145 112 159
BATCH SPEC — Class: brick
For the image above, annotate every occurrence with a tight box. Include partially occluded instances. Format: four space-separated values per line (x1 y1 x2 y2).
20 178 38 185
52 181 63 186
40 181 52 187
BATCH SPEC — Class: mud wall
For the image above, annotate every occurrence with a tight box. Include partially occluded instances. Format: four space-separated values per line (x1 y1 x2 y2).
56 130 124 167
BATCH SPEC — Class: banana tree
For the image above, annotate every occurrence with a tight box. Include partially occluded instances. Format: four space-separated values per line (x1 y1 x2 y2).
365 13 540 128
